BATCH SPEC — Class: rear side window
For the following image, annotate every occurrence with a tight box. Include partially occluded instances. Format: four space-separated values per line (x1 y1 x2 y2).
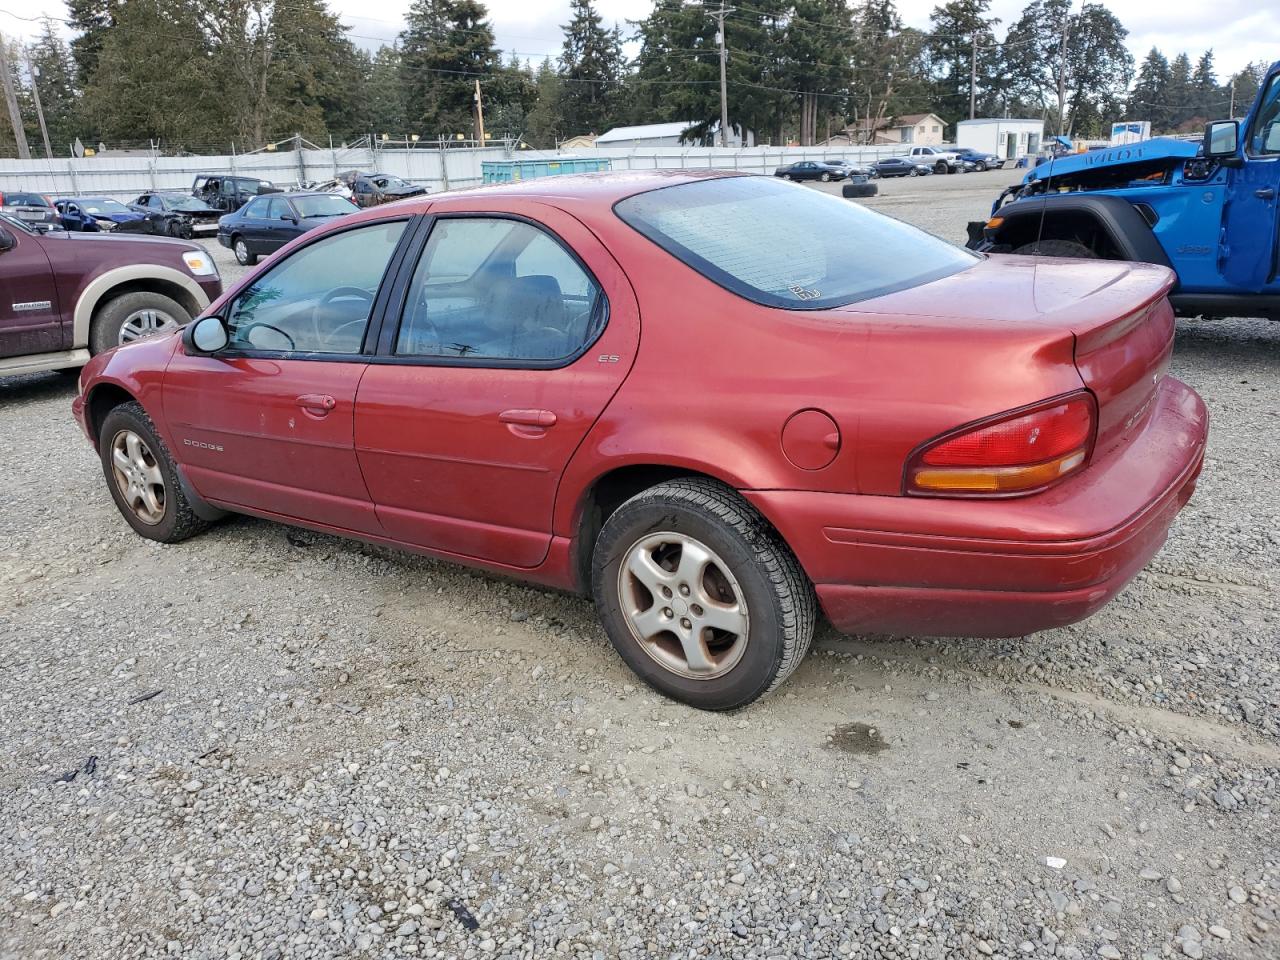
615 176 977 309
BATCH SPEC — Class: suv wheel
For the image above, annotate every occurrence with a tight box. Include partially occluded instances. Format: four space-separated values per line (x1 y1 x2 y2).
974 161 988 172
89 291 190 355
935 161 949 174
591 478 816 711
99 401 209 543
234 236 258 266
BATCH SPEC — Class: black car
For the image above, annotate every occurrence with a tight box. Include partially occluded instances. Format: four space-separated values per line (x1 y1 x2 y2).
827 159 878 180
193 174 280 213
0 191 59 231
870 157 934 178
338 170 428 208
773 160 850 182
217 192 360 265
953 148 1002 172
131 192 223 238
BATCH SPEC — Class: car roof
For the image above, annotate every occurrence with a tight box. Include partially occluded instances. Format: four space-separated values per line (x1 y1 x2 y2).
427 169 741 211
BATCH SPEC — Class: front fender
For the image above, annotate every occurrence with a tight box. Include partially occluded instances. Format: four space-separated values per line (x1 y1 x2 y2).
979 194 1173 269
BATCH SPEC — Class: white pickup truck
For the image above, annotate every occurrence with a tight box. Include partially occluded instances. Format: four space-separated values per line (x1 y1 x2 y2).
904 146 965 173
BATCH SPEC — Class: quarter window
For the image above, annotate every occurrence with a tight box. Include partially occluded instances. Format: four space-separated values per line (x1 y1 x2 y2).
395 217 605 363
226 220 407 355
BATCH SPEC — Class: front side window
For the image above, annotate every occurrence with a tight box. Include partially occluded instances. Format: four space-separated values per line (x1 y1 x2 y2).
1247 73 1280 156
396 217 605 363
242 197 270 218
615 175 978 310
266 198 291 220
226 220 408 355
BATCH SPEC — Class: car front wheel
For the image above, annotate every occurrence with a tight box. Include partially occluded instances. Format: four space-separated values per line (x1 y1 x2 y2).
234 236 258 266
99 401 209 543
89 291 190 355
975 161 988 172
591 478 816 711
820 171 831 181
908 167 919 177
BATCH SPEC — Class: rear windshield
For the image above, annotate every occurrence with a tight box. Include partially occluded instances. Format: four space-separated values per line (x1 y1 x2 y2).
4 192 49 207
615 175 978 309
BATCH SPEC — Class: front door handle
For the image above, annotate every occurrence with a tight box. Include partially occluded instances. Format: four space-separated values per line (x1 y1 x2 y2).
499 409 557 428
1257 188 1276 200
296 394 336 416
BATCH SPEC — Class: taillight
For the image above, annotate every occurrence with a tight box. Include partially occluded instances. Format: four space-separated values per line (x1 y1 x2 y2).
906 392 1096 496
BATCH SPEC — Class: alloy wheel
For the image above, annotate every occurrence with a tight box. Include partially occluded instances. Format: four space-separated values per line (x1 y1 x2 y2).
617 531 749 680
109 429 166 525
118 307 179 345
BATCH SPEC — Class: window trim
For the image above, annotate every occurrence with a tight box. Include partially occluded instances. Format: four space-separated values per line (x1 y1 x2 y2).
208 214 421 364
1245 72 1280 159
372 211 611 371
613 176 978 311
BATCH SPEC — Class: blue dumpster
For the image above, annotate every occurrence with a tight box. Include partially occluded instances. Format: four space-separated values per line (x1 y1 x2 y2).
482 157 612 184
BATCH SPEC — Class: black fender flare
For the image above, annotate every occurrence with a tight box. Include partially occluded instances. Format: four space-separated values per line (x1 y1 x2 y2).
985 194 1172 268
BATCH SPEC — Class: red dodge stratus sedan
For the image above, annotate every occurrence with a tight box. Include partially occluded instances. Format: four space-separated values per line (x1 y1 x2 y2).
73 171 1208 710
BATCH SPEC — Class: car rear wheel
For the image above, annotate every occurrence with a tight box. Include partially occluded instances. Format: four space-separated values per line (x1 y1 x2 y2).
234 236 258 266
89 291 190 355
591 478 816 711
1013 239 1098 259
99 401 209 543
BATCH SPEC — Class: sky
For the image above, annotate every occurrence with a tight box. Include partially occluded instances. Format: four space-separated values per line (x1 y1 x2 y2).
5 1 1279 80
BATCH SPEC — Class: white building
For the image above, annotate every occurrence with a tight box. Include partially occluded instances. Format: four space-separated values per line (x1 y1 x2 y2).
594 121 753 148
956 118 1044 160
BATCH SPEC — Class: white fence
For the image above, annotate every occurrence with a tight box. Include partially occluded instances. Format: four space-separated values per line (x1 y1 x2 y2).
0 143 932 202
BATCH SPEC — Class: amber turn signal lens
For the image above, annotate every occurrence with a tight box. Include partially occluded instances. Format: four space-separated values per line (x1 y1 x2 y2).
911 448 1088 493
985 216 1004 229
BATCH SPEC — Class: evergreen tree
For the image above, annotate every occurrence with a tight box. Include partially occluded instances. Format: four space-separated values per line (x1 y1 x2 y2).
1130 48 1171 130
782 0 857 145
400 0 502 138
525 57 564 147
1060 4 1132 137
26 20 81 156
1166 52 1194 131
1192 50 1219 120
366 46 409 138
850 1 931 138
64 0 117 87
925 0 1001 124
556 0 625 138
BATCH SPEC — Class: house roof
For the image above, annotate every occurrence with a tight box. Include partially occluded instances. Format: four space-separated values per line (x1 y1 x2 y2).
895 113 944 126
596 122 695 144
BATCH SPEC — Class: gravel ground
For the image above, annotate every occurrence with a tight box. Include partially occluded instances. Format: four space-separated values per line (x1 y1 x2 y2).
1 172 1277 960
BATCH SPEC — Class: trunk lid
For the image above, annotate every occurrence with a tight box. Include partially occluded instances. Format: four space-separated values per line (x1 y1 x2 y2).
842 254 1177 454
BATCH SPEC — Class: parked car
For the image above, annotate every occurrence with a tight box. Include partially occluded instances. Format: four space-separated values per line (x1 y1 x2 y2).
969 57 1280 320
0 191 60 232
192 174 280 213
905 145 964 173
338 170 427 207
73 171 1207 711
773 160 849 182
953 147 1002 171
0 212 221 377
826 159 878 180
55 197 151 233
131 192 223 238
871 157 934 178
217 191 360 265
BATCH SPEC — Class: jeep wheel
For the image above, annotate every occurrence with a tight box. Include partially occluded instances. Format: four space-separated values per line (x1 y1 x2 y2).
1013 239 1098 259
89 291 190 355
99 401 209 543
591 478 816 711
234 236 258 266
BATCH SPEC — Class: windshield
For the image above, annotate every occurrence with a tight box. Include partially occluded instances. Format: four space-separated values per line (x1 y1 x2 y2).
292 194 359 218
162 195 209 211
373 175 411 189
81 199 131 215
615 175 978 309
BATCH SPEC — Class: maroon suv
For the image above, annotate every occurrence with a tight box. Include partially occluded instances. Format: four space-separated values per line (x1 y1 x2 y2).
0 211 222 377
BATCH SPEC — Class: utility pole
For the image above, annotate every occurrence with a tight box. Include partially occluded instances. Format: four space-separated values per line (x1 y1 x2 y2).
0 32 31 160
24 49 51 159
709 1 735 147
473 79 486 145
969 39 978 120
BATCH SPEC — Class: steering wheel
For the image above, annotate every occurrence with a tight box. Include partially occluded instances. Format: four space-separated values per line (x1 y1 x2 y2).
321 319 369 352
311 286 374 345
239 322 296 351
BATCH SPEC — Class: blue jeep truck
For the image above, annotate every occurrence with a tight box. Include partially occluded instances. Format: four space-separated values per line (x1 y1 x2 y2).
968 59 1280 320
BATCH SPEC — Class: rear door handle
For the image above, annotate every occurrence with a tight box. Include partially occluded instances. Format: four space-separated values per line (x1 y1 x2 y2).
1257 188 1276 200
499 409 557 428
296 393 336 414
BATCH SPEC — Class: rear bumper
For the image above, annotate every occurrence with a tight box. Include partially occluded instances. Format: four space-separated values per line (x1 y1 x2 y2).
743 377 1208 638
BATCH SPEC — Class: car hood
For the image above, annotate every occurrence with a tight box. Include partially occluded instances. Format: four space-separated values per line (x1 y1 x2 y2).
41 230 202 253
1023 137 1200 184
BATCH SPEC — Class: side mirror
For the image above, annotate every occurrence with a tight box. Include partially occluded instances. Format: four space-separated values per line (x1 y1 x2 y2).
1204 119 1240 159
280 214 297 222
0 228 14 252
183 315 229 355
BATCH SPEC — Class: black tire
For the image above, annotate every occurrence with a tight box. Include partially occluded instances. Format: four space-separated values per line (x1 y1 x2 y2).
975 161 988 172
233 235 257 266
935 161 948 174
908 167 919 177
820 171 831 182
98 401 209 544
842 182 879 199
591 478 816 711
1012 239 1098 259
89 291 191 355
